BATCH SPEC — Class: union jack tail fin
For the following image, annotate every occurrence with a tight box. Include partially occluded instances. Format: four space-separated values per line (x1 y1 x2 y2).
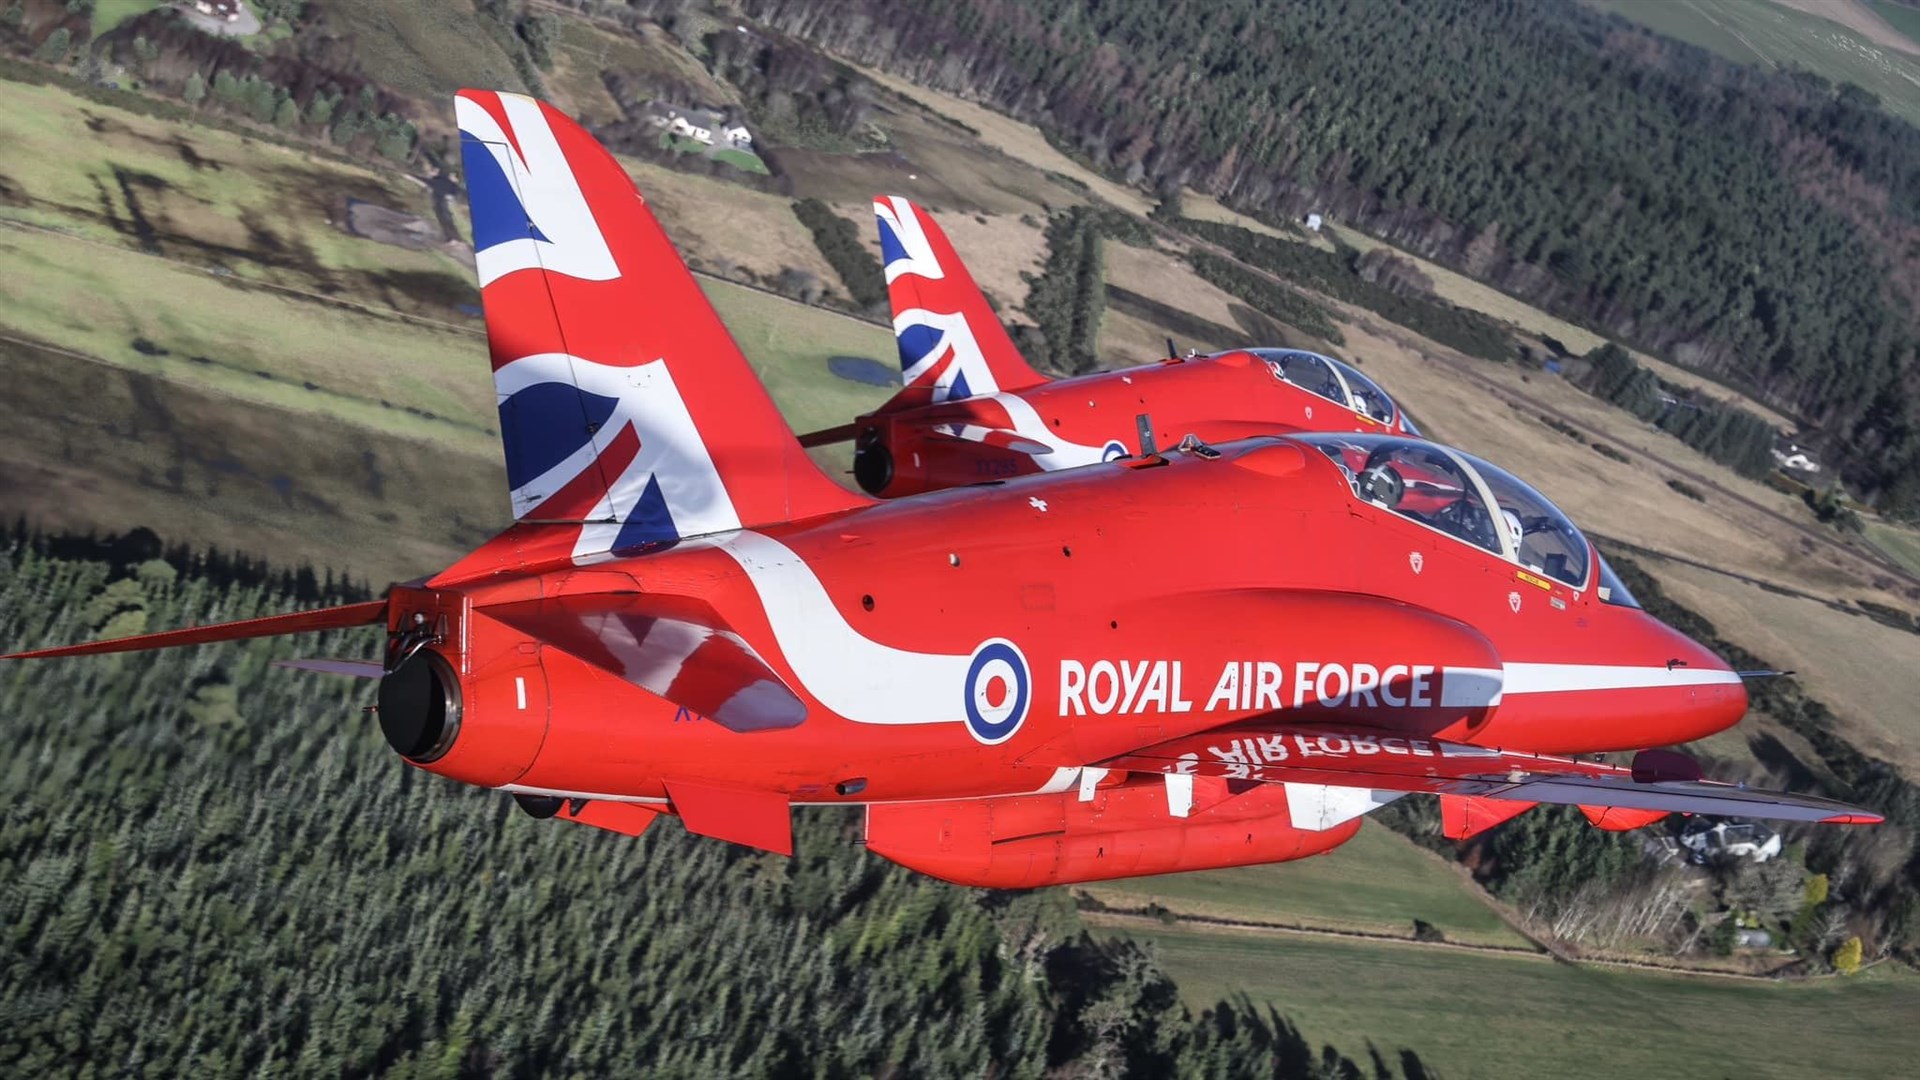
455 89 865 563
873 195 1047 412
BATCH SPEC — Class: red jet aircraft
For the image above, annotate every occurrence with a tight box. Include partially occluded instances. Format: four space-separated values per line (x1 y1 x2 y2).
804 196 1421 497
5 91 1879 889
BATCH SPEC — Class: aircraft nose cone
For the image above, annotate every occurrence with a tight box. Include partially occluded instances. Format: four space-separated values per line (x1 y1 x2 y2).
1659 628 1748 744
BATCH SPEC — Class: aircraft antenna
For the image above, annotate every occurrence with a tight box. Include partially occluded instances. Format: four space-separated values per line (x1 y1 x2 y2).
1135 413 1158 457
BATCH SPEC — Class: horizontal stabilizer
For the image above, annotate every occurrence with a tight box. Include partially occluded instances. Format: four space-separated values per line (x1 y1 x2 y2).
482 593 806 733
5 600 388 660
797 423 859 448
1108 724 1885 826
274 658 384 678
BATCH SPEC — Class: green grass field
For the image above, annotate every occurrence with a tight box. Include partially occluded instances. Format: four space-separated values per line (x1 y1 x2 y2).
315 0 527 99
0 224 497 449
1866 0 1920 44
1080 822 1530 949
0 73 895 580
92 0 166 37
1865 520 1920 577
1590 0 1920 124
1107 921 1920 1080
707 279 895 432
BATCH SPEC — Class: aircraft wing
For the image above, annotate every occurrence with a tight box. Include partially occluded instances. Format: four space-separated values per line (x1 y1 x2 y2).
1102 723 1883 825
481 593 806 733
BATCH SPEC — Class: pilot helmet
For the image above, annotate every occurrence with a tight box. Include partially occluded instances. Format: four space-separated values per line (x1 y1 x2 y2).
1500 508 1524 550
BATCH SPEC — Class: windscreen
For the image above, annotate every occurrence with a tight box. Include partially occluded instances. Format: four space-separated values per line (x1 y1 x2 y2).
1252 349 1349 406
1460 454 1591 588
1301 434 1504 555
1330 359 1396 425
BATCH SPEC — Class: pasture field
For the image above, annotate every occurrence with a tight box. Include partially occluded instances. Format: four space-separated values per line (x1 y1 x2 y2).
0 241 889 583
1318 220 1798 429
851 63 1155 216
1096 307 1230 365
1180 191 1334 251
1079 822 1529 949
704 279 896 433
1103 920 1920 1080
1330 318 1896 602
1865 520 1920 578
1103 240 1247 331
0 334 501 587
92 0 166 37
1865 0 1920 46
1645 554 1920 775
0 78 474 319
316 0 528 100
546 16 736 125
0 224 495 447
614 152 847 292
774 84 1087 218
1589 0 1920 124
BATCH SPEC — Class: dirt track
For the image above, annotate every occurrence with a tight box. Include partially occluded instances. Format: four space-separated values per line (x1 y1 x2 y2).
1084 909 1809 982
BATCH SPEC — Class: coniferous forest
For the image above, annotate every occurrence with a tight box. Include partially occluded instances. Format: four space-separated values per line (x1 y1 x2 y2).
736 0 1920 516
0 532 1410 1079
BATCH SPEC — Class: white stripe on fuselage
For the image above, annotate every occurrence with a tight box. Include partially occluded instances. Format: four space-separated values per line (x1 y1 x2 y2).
1501 663 1740 694
706 531 970 725
642 530 1734 729
959 393 1113 468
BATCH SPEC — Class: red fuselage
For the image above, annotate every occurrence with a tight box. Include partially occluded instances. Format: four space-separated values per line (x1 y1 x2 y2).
405 435 1742 812
856 350 1417 496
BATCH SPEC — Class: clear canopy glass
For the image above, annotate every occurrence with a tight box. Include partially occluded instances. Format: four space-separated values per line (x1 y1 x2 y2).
1455 452 1590 589
1328 358 1395 425
1246 349 1402 428
1295 433 1593 589
1250 348 1349 406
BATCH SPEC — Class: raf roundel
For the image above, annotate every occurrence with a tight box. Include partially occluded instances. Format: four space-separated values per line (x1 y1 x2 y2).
1101 440 1129 463
964 638 1031 744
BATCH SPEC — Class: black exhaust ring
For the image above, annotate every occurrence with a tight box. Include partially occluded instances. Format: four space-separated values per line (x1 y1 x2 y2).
377 649 462 763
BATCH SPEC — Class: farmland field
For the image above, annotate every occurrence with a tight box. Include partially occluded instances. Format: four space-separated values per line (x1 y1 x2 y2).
1080 822 1530 948
1316 220 1798 429
852 63 1154 216
1644 554 1920 774
1865 0 1920 46
314 0 528 100
1866 520 1920 578
1588 0 1920 124
1104 920 1920 1080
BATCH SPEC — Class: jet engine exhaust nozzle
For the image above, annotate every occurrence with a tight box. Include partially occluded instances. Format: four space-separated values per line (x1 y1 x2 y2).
853 435 894 495
378 650 462 762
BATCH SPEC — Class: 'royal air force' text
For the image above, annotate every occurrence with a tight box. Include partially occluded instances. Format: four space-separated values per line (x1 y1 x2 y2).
1059 660 1449 717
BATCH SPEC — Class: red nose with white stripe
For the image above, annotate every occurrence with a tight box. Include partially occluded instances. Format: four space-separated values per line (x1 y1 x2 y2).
1475 617 1747 753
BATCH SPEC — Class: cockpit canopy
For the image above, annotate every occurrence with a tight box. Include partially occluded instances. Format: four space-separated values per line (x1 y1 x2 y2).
1241 348 1418 434
1295 433 1633 601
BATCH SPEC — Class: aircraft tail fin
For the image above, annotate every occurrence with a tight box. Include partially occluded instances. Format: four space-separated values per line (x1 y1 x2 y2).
872 195 1047 412
456 89 866 562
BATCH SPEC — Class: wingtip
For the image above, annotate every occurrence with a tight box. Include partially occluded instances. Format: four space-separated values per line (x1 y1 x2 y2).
1820 812 1886 825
